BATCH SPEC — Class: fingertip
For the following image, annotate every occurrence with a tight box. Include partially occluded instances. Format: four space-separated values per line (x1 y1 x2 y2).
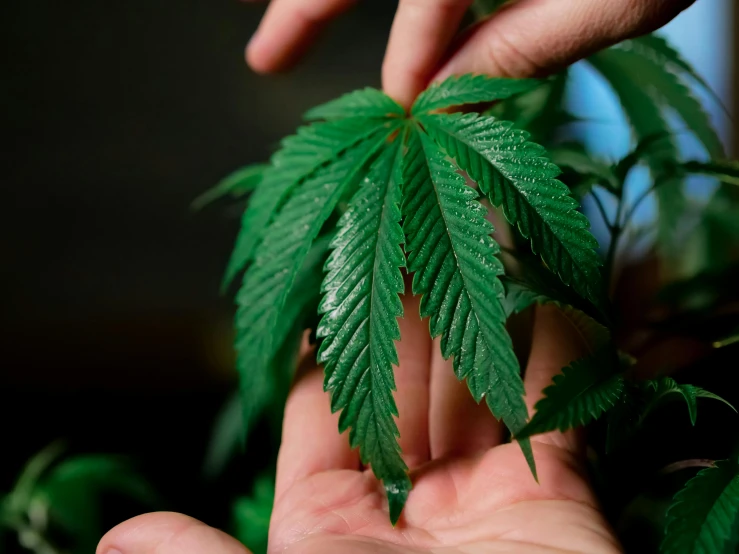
245 37 274 74
98 512 251 554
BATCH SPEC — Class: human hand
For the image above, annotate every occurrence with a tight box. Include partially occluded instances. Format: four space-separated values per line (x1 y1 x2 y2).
245 0 694 108
98 299 622 553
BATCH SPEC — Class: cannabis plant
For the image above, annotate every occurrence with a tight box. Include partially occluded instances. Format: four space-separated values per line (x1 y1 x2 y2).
203 29 739 554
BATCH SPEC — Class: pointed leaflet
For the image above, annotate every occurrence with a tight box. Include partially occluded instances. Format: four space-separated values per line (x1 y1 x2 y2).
234 129 394 438
304 88 405 121
517 347 623 439
402 127 535 475
420 112 605 310
662 458 739 554
317 141 409 524
222 118 391 291
411 74 540 115
598 44 723 158
624 33 729 120
642 377 736 427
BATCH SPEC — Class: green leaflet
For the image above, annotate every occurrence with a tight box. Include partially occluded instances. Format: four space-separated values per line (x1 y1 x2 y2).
681 160 739 186
216 235 332 477
411 74 540 116
402 126 535 477
304 88 405 121
600 45 723 158
623 33 729 120
517 347 623 439
234 128 395 447
662 458 739 554
642 377 736 427
191 163 269 211
420 112 605 312
317 141 409 524
222 118 391 291
232 472 274 554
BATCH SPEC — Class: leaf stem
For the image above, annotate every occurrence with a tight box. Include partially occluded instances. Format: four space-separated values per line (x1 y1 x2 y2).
603 187 627 288
590 190 614 231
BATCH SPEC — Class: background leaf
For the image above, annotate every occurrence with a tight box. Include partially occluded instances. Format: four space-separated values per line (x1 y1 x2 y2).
517 347 623 438
662 458 739 554
234 129 393 449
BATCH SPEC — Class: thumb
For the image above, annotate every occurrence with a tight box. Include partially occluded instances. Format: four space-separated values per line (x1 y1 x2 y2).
433 0 693 81
97 512 252 554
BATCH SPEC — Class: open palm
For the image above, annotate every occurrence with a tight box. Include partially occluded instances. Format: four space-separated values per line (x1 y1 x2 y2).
97 302 622 554
269 300 620 554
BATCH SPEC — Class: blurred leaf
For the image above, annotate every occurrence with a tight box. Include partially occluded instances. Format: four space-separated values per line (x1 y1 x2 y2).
191 164 268 211
680 160 739 186
548 144 617 193
232 473 274 554
38 456 157 538
203 392 243 480
5 442 65 518
662 458 739 554
485 72 570 144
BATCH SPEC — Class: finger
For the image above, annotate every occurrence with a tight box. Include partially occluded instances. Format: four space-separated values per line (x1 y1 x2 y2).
382 0 472 108
429 339 503 459
247 0 355 73
97 512 251 554
274 341 359 500
433 0 694 81
524 305 590 455
394 290 433 468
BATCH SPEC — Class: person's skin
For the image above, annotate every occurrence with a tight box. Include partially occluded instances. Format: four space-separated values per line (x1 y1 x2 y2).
98 1 697 552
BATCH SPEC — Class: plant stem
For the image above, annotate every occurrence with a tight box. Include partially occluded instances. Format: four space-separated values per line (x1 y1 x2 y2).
621 184 656 229
603 189 627 288
590 190 614 230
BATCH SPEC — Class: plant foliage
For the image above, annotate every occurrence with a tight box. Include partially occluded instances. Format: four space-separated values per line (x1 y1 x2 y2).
212 27 737 529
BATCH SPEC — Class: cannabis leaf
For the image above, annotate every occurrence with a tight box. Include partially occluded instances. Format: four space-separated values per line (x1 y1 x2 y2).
402 126 535 475
317 142 410 524
516 347 623 439
234 127 396 452
641 377 736 427
192 163 268 211
412 74 540 115
222 118 393 291
304 88 405 121
662 458 739 554
603 41 723 158
420 112 605 310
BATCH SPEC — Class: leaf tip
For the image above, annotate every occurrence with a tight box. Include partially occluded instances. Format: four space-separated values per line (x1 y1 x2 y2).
386 478 411 526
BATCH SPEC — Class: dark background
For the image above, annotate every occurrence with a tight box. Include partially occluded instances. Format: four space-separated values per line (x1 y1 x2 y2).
1 0 397 527
1 0 738 542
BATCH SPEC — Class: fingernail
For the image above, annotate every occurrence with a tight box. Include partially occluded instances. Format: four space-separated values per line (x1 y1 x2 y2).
105 549 123 554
